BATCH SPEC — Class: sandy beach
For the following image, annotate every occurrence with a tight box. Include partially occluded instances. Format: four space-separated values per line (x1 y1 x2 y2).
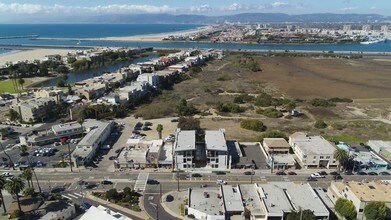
95 25 212 42
0 49 74 66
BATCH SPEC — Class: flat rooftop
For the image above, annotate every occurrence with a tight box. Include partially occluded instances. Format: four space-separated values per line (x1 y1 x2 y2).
333 181 391 202
189 188 223 216
272 154 296 165
118 146 148 165
368 140 391 151
291 134 336 155
221 185 244 213
258 183 292 216
239 184 265 217
205 130 227 152
159 142 173 165
352 151 388 165
52 122 82 133
77 120 112 147
174 130 196 152
263 138 291 149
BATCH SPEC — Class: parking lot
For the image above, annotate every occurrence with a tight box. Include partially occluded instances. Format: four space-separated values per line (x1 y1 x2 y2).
234 143 269 169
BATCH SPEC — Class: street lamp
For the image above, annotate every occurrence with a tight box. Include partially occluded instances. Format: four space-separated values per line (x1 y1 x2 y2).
60 137 73 172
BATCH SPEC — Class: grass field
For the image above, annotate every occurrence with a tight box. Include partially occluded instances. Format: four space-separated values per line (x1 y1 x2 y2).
0 78 32 93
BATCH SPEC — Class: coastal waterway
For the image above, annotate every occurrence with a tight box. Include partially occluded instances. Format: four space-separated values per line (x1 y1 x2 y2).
34 55 158 87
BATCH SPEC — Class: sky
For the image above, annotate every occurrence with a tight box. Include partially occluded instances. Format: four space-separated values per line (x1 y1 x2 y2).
0 0 390 22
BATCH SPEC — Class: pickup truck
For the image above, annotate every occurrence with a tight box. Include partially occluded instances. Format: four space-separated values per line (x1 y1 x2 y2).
216 180 227 185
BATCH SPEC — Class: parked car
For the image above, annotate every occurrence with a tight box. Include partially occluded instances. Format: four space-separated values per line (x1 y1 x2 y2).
1 172 12 177
333 175 343 180
276 171 287 176
368 172 378 176
344 170 353 175
306 177 317 181
215 171 226 175
287 171 297 175
144 122 153 126
200 184 207 188
192 173 203 178
310 173 325 178
216 180 227 185
319 171 328 176
101 180 113 185
357 171 367 175
379 171 390 175
244 171 255 175
330 171 339 176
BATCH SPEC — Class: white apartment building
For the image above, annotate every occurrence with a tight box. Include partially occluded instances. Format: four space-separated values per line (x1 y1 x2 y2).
136 73 159 87
205 129 230 169
289 132 338 169
174 129 196 170
328 181 391 220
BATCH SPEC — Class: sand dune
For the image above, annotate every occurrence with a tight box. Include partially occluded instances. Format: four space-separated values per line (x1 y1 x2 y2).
0 49 73 66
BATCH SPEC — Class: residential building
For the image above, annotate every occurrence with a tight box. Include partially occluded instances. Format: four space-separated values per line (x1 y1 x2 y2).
52 121 84 136
328 181 391 220
367 140 391 161
263 138 291 154
11 97 56 122
289 132 338 169
187 188 225 220
136 73 159 87
72 120 113 166
118 81 149 103
343 24 352 32
79 205 132 220
270 154 296 170
381 25 389 33
239 184 265 219
74 83 106 100
116 139 163 168
205 129 230 169
362 24 372 32
174 129 196 170
221 185 245 216
34 89 63 103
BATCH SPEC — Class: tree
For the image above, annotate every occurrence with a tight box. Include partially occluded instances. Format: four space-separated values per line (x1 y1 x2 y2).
19 145 28 156
156 124 163 139
5 177 25 212
0 175 7 213
18 78 25 91
286 210 316 220
364 201 389 220
334 149 348 172
176 99 197 116
106 189 119 202
335 198 357 220
21 169 33 188
6 109 19 122
177 117 201 131
0 128 6 139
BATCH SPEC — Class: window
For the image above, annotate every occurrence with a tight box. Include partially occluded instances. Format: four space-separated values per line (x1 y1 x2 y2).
183 159 186 163
320 156 324 159
216 159 219 163
313 156 316 159
326 156 330 159
359 209 363 213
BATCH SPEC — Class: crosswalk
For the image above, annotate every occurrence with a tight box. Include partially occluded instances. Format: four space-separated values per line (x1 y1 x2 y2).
62 192 86 201
134 172 149 192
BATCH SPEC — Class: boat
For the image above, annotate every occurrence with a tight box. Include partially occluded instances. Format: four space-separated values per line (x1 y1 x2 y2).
360 38 386 45
76 40 81 45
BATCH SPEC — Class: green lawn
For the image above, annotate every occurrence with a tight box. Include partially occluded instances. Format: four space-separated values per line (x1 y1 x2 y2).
0 79 31 93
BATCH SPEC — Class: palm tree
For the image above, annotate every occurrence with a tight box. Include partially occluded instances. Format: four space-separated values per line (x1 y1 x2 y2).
5 177 25 212
0 175 7 214
156 124 163 139
19 145 28 156
334 148 348 173
21 169 33 188
18 78 25 91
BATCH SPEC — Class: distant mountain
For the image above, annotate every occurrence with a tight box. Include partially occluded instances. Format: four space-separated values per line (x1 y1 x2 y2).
82 13 387 24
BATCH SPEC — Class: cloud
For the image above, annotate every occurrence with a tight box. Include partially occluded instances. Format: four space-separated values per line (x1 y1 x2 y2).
340 6 359 11
190 4 212 13
370 6 377 10
0 3 177 14
271 2 290 8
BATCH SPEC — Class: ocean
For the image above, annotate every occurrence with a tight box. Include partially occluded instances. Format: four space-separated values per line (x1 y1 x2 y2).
0 24 390 52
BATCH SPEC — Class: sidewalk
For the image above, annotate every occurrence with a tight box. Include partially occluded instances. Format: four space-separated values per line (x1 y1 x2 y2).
86 192 149 219
160 190 188 220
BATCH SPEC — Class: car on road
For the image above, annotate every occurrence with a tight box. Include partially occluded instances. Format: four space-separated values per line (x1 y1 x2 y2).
216 180 227 185
330 171 339 176
200 184 207 188
215 171 226 175
147 179 160 185
276 171 286 176
357 171 367 175
379 171 390 175
244 171 255 175
368 172 378 175
85 183 98 189
192 173 203 178
306 177 317 181
319 171 328 176
310 173 325 178
333 175 343 180
101 180 113 185
287 171 297 175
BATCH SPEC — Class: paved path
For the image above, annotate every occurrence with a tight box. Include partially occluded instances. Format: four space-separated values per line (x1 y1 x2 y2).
134 172 149 192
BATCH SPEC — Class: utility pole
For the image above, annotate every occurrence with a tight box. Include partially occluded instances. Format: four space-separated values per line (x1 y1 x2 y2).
0 142 14 170
176 164 180 192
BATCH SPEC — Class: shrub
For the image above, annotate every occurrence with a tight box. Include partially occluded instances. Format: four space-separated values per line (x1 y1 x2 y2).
256 130 287 142
10 210 23 219
364 201 389 220
176 99 198 116
131 205 141 212
233 94 255 104
178 117 201 131
217 102 242 113
255 93 273 107
314 120 327 129
256 108 283 118
24 187 35 196
240 119 264 132
106 189 119 202
328 97 353 103
309 98 336 107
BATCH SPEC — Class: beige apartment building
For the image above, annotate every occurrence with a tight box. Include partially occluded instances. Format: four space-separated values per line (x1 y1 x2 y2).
11 98 56 122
